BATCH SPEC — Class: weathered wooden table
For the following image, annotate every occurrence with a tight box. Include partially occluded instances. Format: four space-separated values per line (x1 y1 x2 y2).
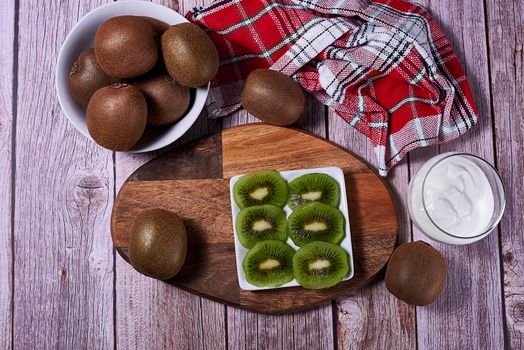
1 0 522 348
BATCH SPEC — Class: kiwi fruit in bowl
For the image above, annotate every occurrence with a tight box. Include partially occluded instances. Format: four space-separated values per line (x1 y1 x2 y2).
293 241 349 289
288 173 340 210
288 202 344 247
235 205 288 249
233 170 288 209
68 48 120 108
242 240 295 287
94 16 159 78
135 72 191 125
161 22 219 87
86 83 147 151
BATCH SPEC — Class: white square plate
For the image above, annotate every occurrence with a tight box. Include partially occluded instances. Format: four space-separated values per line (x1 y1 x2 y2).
229 166 355 291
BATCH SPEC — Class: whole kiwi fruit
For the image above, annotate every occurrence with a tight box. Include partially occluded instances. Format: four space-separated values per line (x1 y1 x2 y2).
385 241 447 306
68 48 120 107
161 23 219 87
86 83 147 151
134 73 191 125
141 16 169 35
129 209 187 280
94 16 158 78
241 69 305 126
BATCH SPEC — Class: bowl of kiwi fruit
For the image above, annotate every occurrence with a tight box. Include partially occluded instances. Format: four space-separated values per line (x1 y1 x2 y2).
229 167 355 291
56 1 218 152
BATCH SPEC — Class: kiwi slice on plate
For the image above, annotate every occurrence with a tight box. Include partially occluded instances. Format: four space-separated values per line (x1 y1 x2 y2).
242 240 295 287
288 202 344 246
233 170 288 209
293 241 349 289
236 205 288 248
288 173 340 209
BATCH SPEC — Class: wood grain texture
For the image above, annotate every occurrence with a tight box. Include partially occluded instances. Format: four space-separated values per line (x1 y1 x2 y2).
224 97 335 349
0 0 15 349
410 0 505 348
13 1 114 348
113 1 226 348
111 125 398 313
486 0 524 348
327 110 416 349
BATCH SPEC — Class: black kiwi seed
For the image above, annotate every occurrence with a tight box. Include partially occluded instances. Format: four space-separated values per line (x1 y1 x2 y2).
242 240 295 287
288 202 344 247
68 48 120 107
134 72 191 126
94 16 158 78
86 83 147 151
293 241 349 289
235 205 288 248
233 170 288 209
385 241 447 306
288 173 340 210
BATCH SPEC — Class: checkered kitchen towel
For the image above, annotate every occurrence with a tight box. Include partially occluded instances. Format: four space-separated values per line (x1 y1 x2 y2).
187 0 478 176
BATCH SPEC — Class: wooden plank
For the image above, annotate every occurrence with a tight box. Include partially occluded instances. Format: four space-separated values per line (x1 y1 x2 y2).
113 0 226 348
485 0 524 348
409 0 505 348
12 1 114 348
224 97 335 347
0 0 15 349
328 111 415 349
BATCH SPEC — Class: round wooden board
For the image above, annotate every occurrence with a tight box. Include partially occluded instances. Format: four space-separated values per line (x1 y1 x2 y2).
111 124 398 313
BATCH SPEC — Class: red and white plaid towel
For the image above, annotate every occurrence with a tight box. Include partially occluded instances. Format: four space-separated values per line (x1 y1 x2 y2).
187 0 478 176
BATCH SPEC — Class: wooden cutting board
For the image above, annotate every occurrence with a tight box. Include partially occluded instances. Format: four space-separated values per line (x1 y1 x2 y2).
111 124 398 313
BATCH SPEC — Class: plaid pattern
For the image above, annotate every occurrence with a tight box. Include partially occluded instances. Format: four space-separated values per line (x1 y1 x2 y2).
187 0 478 176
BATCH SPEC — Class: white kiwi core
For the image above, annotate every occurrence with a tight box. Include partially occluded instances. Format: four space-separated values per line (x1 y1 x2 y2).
304 222 327 231
301 191 323 201
309 259 331 271
259 258 281 270
250 187 269 200
253 220 272 231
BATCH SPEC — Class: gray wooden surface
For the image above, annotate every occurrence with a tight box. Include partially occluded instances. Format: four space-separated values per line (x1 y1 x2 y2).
0 0 522 348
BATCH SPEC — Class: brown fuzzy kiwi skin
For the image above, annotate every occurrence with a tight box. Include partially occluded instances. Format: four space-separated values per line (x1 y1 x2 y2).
134 73 191 125
141 16 169 34
385 241 447 306
241 69 305 126
94 16 158 78
129 209 187 280
86 83 147 151
68 48 120 107
161 23 219 88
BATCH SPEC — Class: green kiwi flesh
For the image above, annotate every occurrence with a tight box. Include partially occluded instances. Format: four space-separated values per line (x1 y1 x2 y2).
236 205 287 248
293 241 349 289
288 173 340 209
242 240 295 287
288 202 344 246
233 170 288 209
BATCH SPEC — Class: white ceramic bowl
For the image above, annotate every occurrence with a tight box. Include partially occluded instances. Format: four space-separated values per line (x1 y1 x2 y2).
55 1 209 152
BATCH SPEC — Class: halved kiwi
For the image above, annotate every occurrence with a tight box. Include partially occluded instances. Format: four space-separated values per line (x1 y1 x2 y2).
233 170 288 209
293 241 349 289
242 240 295 287
236 205 287 248
288 202 344 246
288 173 340 209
